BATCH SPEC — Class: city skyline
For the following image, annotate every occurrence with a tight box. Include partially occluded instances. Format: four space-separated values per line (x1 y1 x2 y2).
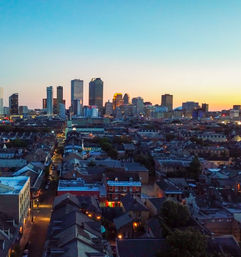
1 80 241 111
1 0 241 110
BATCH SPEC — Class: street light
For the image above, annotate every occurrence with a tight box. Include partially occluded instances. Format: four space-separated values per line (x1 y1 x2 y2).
117 234 123 239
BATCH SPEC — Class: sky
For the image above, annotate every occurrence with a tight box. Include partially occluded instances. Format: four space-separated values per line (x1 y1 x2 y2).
1 0 241 110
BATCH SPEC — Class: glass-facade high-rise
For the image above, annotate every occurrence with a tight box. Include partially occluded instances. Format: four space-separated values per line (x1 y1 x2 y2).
71 79 83 115
47 86 53 116
71 80 83 105
89 78 103 109
9 93 19 115
57 86 63 103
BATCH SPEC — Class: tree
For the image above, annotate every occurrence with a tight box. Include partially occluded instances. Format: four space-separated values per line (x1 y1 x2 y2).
134 153 155 176
88 160 96 167
166 133 175 142
157 229 207 257
161 200 190 228
187 156 202 179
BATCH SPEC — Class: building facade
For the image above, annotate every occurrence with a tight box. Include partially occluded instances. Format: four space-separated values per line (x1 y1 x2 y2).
161 94 173 111
46 86 53 116
0 176 30 224
71 79 83 115
89 78 103 109
9 93 19 115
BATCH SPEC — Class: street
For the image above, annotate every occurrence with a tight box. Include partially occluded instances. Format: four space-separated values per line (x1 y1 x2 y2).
28 187 56 257
28 148 61 257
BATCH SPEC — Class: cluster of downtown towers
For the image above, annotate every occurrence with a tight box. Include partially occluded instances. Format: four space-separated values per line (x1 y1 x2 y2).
45 78 103 116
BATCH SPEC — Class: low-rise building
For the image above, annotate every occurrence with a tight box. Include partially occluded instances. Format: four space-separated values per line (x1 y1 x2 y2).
0 176 30 224
105 176 141 204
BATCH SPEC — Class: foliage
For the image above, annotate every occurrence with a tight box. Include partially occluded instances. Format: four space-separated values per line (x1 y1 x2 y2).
161 200 190 228
88 160 96 167
94 137 118 159
190 136 206 146
134 153 155 175
166 133 175 142
186 156 202 179
157 229 207 257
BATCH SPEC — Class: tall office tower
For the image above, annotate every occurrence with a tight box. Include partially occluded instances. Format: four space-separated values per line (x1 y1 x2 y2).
132 97 144 114
56 86 66 115
113 93 123 110
123 93 130 105
161 94 173 111
47 86 53 116
89 78 103 109
201 103 209 112
0 87 3 115
71 79 83 114
9 93 19 115
57 86 63 103
105 101 113 116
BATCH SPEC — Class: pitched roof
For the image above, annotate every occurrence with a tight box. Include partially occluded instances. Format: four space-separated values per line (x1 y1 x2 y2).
113 213 134 230
156 179 182 194
121 194 148 212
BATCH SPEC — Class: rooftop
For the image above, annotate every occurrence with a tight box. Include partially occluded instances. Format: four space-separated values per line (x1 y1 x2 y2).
58 180 100 192
0 176 29 195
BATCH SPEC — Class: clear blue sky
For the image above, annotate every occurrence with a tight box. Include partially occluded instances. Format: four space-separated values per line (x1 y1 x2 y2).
1 0 241 110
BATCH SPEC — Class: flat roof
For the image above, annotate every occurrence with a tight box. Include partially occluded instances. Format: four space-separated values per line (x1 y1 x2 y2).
107 181 141 187
0 176 29 195
58 180 100 192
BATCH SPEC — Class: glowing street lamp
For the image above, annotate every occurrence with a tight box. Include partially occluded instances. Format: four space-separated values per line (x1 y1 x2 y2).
118 234 123 239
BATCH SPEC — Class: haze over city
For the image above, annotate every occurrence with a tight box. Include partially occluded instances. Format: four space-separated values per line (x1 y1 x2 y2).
3 1 241 257
1 0 241 110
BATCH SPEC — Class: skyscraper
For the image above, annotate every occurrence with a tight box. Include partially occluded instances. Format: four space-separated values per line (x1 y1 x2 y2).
89 78 103 109
71 80 83 106
132 97 144 114
0 87 3 115
123 93 130 105
9 93 19 115
201 103 209 112
71 80 83 115
47 86 53 116
105 101 113 116
113 93 123 110
161 94 173 111
57 86 63 103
